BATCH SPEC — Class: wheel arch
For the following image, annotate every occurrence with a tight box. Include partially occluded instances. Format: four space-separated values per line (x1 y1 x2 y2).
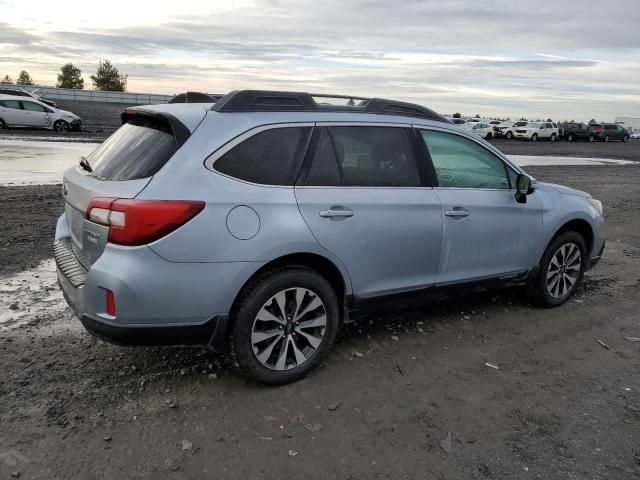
229 252 350 321
547 219 594 258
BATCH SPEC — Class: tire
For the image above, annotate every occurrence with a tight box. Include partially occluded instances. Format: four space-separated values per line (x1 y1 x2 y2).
531 134 538 142
53 120 69 132
486 132 493 140
623 135 629 142
588 135 594 142
230 266 340 385
567 133 574 142
604 135 610 142
506 131 513 139
532 231 588 307
0 118 6 129
550 133 557 142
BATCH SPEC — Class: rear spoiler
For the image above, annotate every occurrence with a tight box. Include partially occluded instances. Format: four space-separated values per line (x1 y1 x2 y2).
120 108 191 148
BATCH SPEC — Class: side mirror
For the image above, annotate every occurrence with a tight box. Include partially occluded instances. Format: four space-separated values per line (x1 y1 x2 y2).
515 174 531 203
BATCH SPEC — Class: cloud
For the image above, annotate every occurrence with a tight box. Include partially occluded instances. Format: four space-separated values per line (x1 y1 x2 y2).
0 0 639 119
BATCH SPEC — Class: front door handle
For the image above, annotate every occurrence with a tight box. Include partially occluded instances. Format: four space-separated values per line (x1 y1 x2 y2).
319 207 354 219
445 208 470 218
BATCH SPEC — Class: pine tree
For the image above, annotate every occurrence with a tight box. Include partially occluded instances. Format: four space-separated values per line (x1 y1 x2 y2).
90 60 127 92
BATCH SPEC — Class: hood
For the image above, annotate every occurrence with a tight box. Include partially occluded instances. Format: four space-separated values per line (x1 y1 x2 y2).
541 182 591 198
58 109 80 120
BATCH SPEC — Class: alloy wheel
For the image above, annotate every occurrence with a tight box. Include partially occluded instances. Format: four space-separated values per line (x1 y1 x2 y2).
251 287 327 370
54 121 69 132
546 242 582 299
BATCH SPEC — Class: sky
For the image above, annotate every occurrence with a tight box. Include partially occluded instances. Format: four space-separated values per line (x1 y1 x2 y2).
0 0 639 120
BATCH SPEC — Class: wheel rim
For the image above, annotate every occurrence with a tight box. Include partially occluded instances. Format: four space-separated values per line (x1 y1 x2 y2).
55 121 68 132
251 287 327 371
546 243 582 299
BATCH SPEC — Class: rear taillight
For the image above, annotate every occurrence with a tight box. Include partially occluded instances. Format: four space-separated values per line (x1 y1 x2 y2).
86 198 205 246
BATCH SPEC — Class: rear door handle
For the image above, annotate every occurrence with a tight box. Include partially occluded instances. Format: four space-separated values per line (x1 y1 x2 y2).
445 208 470 218
319 207 354 218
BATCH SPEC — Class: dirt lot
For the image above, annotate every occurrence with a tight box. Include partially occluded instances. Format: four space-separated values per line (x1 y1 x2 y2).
1 162 640 479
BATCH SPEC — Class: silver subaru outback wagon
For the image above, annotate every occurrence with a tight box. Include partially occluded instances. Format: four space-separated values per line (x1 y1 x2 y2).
55 90 605 385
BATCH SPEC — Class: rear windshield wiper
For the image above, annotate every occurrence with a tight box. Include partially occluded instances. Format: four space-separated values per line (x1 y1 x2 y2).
79 156 93 173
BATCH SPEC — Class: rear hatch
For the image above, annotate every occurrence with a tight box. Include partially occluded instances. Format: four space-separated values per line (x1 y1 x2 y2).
62 114 181 269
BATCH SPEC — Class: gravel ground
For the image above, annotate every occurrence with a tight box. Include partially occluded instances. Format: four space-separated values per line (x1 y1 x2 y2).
1 163 640 479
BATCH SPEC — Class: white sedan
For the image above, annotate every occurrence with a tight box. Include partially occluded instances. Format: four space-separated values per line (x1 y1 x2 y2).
0 94 82 131
461 121 494 139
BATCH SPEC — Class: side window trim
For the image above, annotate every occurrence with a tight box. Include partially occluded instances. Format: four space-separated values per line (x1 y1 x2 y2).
415 126 517 190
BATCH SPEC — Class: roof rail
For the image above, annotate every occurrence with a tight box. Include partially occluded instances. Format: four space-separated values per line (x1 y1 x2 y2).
211 90 449 123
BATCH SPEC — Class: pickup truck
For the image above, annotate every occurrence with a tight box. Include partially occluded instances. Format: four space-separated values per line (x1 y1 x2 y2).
562 122 595 142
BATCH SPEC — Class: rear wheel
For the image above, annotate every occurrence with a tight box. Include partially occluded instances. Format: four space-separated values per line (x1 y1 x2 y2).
230 266 340 385
532 231 587 307
485 132 493 140
531 133 538 142
588 135 594 142
604 135 610 142
0 118 6 129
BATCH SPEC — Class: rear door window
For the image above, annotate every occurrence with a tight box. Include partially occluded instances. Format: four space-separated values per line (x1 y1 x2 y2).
88 116 178 181
329 126 421 187
0 100 21 109
304 128 342 186
214 126 312 185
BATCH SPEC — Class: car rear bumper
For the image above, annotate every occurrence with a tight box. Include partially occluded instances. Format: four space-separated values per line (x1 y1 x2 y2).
53 214 257 351
78 313 228 349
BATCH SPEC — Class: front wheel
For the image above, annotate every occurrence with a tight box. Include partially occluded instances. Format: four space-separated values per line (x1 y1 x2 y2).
53 120 69 132
506 131 513 139
532 231 587 307
485 132 493 140
230 266 340 385
588 135 594 142
623 135 629 142
550 133 557 142
0 118 6 129
604 135 610 142
567 133 574 142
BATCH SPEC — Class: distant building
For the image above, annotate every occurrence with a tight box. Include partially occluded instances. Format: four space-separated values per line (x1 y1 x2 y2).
615 116 640 131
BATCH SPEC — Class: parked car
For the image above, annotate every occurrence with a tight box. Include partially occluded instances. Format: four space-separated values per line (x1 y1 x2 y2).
494 121 527 139
462 120 494 139
513 122 560 141
630 131 640 139
562 122 595 142
591 123 630 142
0 86 57 107
0 95 82 131
54 90 605 384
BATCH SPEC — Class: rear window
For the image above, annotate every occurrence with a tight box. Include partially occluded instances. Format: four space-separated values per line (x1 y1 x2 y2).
87 116 178 181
